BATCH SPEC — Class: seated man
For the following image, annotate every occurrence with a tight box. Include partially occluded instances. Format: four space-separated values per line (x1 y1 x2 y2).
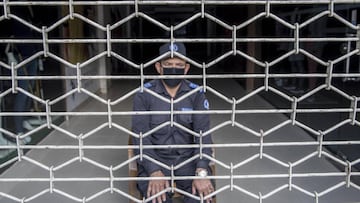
132 42 214 203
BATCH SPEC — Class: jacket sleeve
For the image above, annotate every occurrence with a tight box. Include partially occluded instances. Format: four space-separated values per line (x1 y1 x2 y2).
192 92 213 169
132 92 162 175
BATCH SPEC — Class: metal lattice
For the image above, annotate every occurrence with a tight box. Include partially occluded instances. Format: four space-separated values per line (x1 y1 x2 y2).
0 1 360 203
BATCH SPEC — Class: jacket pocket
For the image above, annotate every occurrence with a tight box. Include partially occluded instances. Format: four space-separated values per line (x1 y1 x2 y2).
178 112 193 129
150 115 169 134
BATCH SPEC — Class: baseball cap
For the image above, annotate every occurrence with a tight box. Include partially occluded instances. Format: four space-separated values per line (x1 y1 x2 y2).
159 42 186 57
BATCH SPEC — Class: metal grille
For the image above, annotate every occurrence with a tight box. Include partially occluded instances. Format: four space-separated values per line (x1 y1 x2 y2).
0 1 360 203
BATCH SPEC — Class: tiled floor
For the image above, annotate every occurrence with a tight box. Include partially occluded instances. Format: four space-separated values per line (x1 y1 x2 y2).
0 79 359 203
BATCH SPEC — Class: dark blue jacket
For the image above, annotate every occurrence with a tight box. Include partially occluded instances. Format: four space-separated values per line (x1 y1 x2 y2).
132 79 213 175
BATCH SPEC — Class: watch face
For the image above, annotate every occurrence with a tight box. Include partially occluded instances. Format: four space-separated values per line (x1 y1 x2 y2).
198 170 207 177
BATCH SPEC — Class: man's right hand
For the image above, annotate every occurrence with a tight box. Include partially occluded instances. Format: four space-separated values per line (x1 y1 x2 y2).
147 170 169 203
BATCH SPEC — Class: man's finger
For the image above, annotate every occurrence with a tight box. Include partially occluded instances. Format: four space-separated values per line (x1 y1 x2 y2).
208 186 213 193
192 184 196 195
161 183 166 202
153 184 159 203
204 189 209 196
150 188 155 203
153 185 160 203
203 186 212 202
157 195 162 203
199 193 204 202
149 186 155 203
155 184 160 196
203 190 211 203
147 183 152 200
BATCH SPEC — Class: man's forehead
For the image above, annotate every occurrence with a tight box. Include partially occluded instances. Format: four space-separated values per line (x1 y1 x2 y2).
161 57 186 64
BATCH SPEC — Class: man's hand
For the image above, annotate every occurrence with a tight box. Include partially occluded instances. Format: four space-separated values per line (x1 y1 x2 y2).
148 170 169 203
192 169 214 203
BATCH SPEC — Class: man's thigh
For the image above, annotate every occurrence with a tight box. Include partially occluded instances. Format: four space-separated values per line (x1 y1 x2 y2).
175 163 215 203
136 160 210 203
136 164 173 203
173 162 200 203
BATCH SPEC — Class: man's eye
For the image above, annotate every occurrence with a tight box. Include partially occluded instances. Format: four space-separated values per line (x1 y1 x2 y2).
161 63 185 68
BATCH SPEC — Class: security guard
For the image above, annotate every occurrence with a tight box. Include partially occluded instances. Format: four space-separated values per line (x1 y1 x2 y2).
132 42 214 203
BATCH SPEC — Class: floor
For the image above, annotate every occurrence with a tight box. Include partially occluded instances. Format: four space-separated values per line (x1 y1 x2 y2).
0 79 359 203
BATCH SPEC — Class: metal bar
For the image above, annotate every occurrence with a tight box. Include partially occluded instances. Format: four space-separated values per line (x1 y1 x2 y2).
0 1 360 202
1 1 360 6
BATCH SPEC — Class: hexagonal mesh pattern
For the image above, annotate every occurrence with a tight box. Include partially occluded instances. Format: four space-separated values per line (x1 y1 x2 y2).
0 1 360 203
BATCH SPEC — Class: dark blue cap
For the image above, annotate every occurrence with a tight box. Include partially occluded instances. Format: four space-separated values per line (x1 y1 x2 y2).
159 42 186 57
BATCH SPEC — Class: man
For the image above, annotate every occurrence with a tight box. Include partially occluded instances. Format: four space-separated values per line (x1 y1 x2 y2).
132 42 214 203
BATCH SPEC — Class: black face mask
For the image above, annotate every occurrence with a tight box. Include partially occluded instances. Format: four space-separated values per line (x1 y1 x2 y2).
162 67 185 87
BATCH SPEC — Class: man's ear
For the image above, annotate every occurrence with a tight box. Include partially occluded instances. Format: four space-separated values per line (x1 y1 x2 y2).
184 63 190 74
155 62 162 74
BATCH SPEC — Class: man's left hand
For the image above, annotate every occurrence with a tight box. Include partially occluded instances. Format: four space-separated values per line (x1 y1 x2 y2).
191 170 214 203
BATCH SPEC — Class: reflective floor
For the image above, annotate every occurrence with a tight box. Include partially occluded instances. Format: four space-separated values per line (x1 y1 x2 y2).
0 79 359 203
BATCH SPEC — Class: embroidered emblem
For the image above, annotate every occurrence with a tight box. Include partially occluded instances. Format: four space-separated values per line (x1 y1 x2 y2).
204 99 209 110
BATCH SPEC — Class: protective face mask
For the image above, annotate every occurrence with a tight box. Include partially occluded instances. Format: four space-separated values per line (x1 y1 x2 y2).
162 67 185 87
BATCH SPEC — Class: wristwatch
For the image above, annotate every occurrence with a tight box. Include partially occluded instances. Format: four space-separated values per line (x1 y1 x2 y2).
196 169 208 178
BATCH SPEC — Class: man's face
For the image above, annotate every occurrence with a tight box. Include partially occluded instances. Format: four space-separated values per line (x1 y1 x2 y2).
155 57 189 75
155 57 190 88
